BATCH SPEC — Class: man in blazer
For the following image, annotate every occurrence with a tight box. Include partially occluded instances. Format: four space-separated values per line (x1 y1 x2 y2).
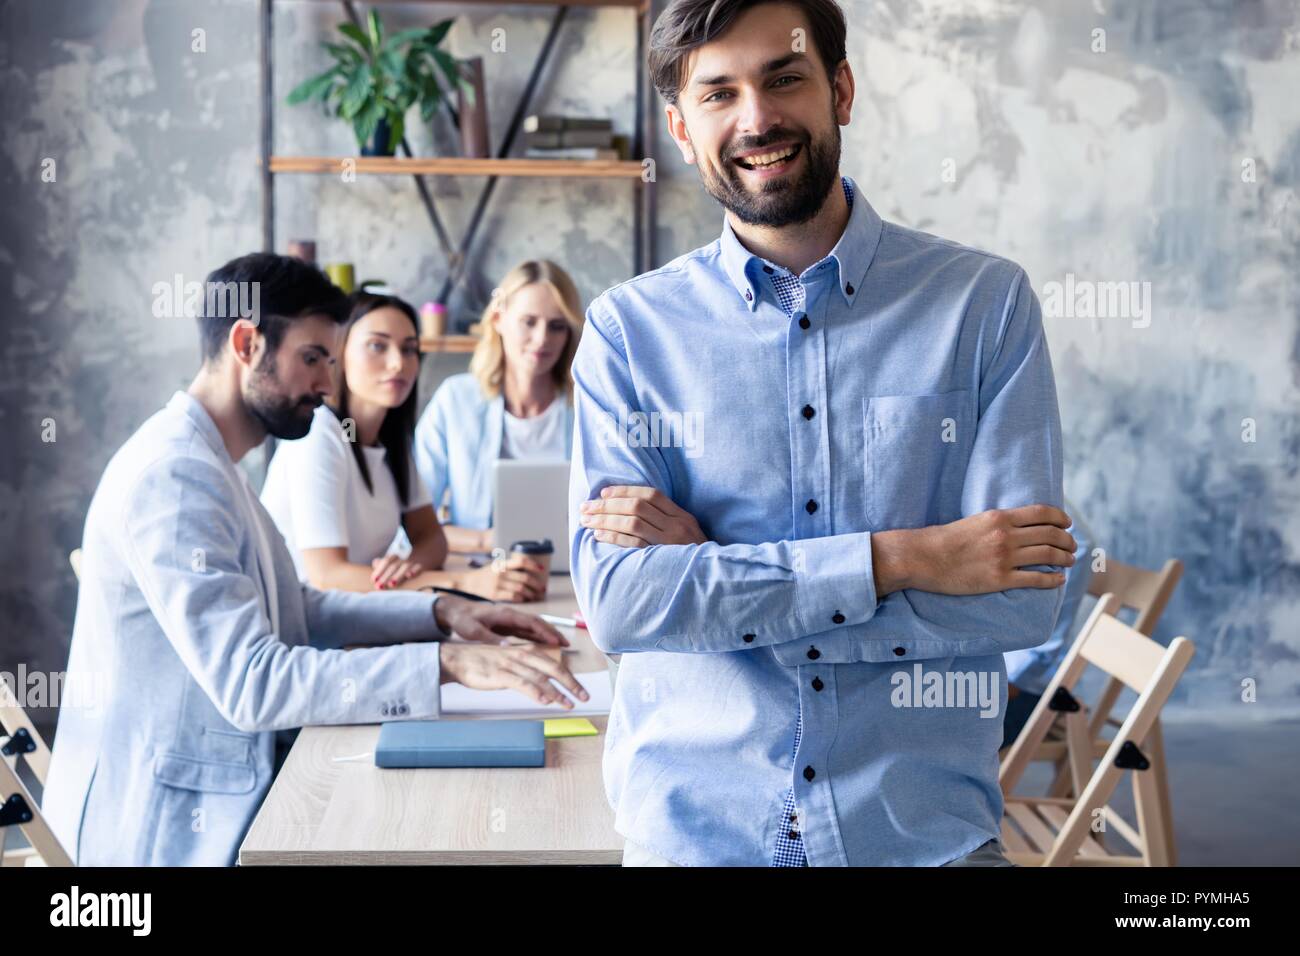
43 253 586 866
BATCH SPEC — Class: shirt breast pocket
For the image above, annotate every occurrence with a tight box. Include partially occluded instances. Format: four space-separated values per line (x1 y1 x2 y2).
863 390 974 530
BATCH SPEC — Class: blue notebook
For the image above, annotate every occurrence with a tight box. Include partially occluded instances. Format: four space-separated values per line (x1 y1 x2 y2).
374 720 545 768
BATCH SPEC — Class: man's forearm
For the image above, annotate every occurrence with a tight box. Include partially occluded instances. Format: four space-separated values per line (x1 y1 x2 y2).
574 530 878 655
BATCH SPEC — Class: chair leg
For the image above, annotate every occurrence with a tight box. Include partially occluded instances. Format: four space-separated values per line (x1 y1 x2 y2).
1047 753 1073 798
1132 757 1171 866
1148 718 1177 866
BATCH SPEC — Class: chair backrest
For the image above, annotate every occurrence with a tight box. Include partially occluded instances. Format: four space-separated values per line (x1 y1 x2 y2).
1086 557 1183 636
1080 557 1183 738
1 680 71 866
1000 596 1195 864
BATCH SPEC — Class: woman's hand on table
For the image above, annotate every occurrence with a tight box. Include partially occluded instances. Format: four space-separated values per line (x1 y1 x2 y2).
371 555 424 590
458 553 548 602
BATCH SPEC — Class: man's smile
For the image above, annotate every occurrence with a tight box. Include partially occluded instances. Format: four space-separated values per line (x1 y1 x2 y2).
732 141 803 175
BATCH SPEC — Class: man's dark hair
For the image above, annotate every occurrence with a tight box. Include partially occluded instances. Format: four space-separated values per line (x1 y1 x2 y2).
648 0 847 106
197 252 350 364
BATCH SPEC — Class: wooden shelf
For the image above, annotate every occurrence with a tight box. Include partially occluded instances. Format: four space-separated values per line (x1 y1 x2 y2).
269 156 646 179
419 335 479 354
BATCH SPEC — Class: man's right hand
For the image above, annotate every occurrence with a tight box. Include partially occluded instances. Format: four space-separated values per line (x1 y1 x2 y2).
873 505 1076 597
438 643 587 710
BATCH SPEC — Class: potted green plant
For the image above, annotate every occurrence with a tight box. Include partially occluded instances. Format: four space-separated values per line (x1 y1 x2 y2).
287 10 466 157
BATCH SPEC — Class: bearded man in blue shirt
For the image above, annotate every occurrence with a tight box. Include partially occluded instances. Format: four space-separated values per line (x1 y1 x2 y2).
569 0 1079 866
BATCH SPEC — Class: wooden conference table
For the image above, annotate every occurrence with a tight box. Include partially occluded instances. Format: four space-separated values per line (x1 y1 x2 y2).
238 568 623 865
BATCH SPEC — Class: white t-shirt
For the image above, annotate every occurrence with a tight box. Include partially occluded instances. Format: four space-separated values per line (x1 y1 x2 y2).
261 405 432 583
500 396 567 460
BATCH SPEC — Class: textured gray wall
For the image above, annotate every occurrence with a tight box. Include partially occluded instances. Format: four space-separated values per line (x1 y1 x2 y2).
3 0 1299 756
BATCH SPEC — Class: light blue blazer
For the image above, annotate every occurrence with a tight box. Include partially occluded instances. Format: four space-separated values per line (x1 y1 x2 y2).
42 392 447 866
413 372 574 530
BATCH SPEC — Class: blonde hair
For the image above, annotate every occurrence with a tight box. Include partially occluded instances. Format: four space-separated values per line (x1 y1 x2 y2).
469 259 585 400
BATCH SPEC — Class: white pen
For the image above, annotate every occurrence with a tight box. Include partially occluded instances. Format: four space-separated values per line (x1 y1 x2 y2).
539 613 583 628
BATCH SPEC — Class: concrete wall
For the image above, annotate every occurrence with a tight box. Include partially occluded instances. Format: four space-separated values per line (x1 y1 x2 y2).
3 0 1298 751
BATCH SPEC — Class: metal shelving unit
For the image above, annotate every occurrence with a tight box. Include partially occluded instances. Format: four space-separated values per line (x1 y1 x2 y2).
257 0 657 335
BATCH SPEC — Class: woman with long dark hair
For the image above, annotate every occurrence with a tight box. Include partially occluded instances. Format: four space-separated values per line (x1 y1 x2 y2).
262 291 546 600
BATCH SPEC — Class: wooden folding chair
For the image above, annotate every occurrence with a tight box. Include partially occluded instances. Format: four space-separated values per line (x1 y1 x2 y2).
1006 557 1184 854
998 595 1195 865
1 677 71 866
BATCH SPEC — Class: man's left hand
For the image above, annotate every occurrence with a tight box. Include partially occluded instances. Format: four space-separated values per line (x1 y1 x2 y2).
578 485 708 548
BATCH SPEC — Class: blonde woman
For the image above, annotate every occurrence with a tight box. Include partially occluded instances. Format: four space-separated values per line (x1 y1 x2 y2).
414 260 584 571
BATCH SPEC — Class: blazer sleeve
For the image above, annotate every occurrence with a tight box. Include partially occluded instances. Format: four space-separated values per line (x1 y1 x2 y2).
120 455 442 731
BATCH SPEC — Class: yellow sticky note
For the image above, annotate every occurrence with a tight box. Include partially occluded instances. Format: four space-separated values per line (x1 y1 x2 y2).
543 718 599 738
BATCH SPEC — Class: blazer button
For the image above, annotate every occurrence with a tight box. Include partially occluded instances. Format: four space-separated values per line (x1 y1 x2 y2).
806 645 820 660
803 765 816 781
802 404 815 420
742 633 756 643
805 499 818 514
832 611 845 624
799 316 811 330
812 677 824 692
893 646 907 656
846 282 855 295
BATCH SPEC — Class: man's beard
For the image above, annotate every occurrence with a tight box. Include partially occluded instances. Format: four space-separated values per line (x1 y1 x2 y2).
698 114 842 228
245 352 320 440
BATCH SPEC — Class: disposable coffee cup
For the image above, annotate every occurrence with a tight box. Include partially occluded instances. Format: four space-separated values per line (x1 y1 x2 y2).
511 539 554 590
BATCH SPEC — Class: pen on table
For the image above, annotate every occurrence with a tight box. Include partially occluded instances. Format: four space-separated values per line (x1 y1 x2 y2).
540 613 587 630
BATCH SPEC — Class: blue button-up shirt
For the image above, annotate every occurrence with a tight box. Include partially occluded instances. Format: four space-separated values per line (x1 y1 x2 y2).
568 173 1065 866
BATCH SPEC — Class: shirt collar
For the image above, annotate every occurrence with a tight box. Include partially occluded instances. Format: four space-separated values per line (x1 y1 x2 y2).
718 174 883 313
167 390 235 465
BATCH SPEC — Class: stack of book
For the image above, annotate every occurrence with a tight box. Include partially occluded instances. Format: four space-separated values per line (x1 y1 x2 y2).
523 115 627 161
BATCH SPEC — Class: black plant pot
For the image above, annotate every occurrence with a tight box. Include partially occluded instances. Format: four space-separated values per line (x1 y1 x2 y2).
361 118 396 157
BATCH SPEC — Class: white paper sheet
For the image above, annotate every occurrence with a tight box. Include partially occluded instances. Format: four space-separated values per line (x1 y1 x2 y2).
440 669 612 717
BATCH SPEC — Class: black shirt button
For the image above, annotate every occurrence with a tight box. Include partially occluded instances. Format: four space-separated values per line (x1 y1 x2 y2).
803 765 816 781
789 813 798 822
742 633 755 643
801 404 815 420
832 611 845 624
763 265 774 274
893 646 907 656
805 499 818 514
798 316 810 330
846 283 855 294
811 677 824 692
788 830 801 840
806 645 820 660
